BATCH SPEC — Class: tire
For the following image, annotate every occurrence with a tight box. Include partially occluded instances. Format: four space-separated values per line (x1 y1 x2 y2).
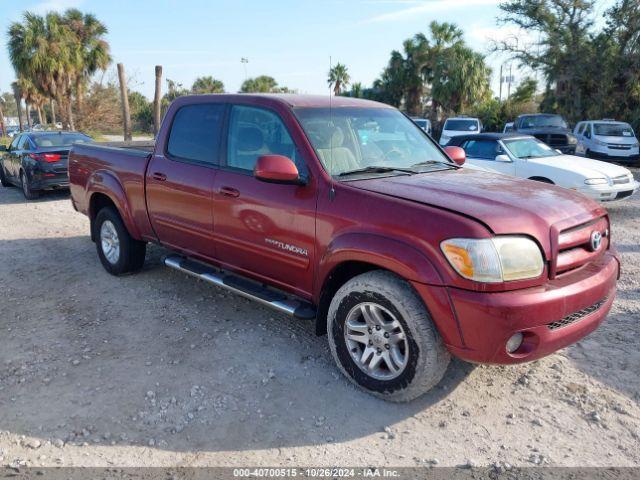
94 206 146 275
20 171 40 199
327 270 450 402
0 165 11 187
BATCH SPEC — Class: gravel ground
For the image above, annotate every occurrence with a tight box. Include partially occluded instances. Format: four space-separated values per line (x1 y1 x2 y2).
0 171 638 469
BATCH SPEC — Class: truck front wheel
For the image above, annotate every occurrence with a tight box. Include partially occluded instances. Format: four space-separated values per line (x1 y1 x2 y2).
327 270 450 402
94 207 146 275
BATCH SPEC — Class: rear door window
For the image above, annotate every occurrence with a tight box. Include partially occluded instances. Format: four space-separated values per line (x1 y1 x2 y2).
167 103 225 165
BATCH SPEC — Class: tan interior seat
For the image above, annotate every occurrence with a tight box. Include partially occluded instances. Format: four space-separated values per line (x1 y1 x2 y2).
315 127 359 175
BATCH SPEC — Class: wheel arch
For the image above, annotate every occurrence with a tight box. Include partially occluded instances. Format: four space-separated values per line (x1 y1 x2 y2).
528 176 555 184
86 172 140 241
314 233 445 336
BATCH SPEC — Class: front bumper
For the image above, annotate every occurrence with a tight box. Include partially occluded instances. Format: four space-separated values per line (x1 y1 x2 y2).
587 149 639 164
413 251 619 364
578 181 640 202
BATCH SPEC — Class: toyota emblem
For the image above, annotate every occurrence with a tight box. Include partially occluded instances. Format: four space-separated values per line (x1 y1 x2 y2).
590 231 603 252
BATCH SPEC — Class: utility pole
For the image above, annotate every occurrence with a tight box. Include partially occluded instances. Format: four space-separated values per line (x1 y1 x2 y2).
153 65 163 137
241 57 248 81
499 64 503 102
117 63 132 141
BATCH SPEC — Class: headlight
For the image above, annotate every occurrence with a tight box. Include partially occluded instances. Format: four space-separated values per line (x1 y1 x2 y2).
594 138 607 146
440 236 544 283
584 178 608 185
568 135 578 145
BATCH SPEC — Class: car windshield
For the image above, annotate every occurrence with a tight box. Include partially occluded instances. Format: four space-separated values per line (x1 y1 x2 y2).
294 107 453 176
444 119 479 131
519 115 567 129
413 119 428 128
502 138 558 159
32 133 92 147
593 123 635 137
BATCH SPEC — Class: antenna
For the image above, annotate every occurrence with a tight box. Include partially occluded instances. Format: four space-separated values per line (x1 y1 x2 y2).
329 55 336 201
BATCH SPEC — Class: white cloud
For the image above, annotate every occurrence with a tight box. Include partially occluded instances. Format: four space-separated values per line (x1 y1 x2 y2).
31 0 84 14
363 0 502 23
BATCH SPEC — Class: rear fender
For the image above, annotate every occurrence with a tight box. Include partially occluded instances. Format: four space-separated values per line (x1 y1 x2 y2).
86 170 141 240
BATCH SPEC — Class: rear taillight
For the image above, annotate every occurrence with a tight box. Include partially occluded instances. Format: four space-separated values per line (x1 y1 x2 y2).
29 153 61 163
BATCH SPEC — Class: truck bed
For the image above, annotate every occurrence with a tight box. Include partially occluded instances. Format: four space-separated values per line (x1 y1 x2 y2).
69 141 156 241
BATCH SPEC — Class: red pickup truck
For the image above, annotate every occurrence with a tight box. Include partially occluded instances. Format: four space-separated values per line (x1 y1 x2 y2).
69 94 619 401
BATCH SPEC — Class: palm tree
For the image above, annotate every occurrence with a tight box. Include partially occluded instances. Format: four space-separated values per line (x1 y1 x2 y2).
17 76 47 125
8 12 78 129
327 63 350 96
191 76 225 94
62 9 111 125
240 75 281 93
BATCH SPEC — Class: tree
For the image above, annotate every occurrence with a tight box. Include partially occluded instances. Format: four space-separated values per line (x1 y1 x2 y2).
239 75 291 93
61 9 111 125
11 82 24 131
191 76 225 94
497 0 596 122
117 63 132 141
161 79 189 113
327 63 350 95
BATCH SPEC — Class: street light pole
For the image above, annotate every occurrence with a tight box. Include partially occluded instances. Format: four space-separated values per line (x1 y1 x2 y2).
240 57 248 81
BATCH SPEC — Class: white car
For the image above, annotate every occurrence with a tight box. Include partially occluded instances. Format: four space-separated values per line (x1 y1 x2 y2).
439 117 482 146
411 117 432 134
451 133 639 202
574 119 639 166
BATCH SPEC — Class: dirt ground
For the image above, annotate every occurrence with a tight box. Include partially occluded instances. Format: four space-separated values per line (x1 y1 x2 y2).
0 171 638 470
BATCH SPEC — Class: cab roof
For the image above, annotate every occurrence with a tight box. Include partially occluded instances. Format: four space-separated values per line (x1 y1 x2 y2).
176 93 393 109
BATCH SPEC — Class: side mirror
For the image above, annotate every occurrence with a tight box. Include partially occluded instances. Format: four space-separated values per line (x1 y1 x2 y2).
254 154 305 185
495 154 511 162
443 146 466 166
0 145 7 152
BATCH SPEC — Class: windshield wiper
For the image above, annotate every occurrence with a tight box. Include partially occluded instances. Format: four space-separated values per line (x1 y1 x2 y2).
410 160 457 169
336 166 415 177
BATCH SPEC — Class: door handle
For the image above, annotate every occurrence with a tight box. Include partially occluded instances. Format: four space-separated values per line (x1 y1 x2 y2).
219 186 240 198
152 172 167 181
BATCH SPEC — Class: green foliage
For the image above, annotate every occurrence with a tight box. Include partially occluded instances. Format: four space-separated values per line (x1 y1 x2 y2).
129 91 153 133
239 75 293 93
191 76 225 94
328 63 350 95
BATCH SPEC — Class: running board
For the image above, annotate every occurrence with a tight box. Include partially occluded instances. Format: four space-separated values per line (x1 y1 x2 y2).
163 255 316 320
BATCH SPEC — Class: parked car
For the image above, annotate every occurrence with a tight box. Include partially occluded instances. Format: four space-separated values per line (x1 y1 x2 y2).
6 126 20 138
0 131 93 199
448 133 639 201
439 117 482 145
513 113 578 154
69 94 618 402
574 120 639 165
503 122 514 133
411 117 432 134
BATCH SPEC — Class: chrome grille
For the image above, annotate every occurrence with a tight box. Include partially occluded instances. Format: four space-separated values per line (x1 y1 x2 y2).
547 296 609 330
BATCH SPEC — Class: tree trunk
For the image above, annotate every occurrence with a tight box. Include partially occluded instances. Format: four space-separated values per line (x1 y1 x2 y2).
12 84 24 132
50 99 57 125
0 102 5 137
55 93 68 130
153 65 163 136
26 103 33 129
75 78 85 129
37 106 44 125
117 63 132 141
66 100 75 131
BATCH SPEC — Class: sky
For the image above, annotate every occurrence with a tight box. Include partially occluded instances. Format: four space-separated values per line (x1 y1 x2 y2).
0 0 618 100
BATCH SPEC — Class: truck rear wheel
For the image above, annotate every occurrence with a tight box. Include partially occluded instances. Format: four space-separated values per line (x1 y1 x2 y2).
327 270 450 402
95 207 146 276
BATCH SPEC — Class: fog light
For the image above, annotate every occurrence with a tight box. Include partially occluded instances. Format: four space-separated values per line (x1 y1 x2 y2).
506 333 524 353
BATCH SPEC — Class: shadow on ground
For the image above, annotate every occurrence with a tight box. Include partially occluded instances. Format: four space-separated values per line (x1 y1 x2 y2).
0 186 70 205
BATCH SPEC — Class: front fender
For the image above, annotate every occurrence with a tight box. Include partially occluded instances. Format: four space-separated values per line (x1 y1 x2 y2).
86 170 141 240
316 232 445 299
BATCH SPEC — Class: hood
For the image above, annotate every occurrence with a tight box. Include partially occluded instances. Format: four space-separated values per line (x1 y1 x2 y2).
593 135 638 145
347 168 604 238
528 154 632 180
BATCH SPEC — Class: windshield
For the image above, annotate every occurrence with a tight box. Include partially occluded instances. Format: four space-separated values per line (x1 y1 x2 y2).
294 107 452 176
503 137 558 159
593 123 635 138
413 119 428 128
519 115 567 129
32 133 92 147
444 119 479 131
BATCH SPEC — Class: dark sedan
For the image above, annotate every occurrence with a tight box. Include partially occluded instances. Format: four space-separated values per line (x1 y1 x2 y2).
0 131 93 199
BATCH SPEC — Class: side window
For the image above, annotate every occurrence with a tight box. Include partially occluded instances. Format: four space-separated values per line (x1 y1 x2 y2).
9 135 21 150
226 105 303 173
17 135 29 150
464 140 499 160
166 103 225 165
